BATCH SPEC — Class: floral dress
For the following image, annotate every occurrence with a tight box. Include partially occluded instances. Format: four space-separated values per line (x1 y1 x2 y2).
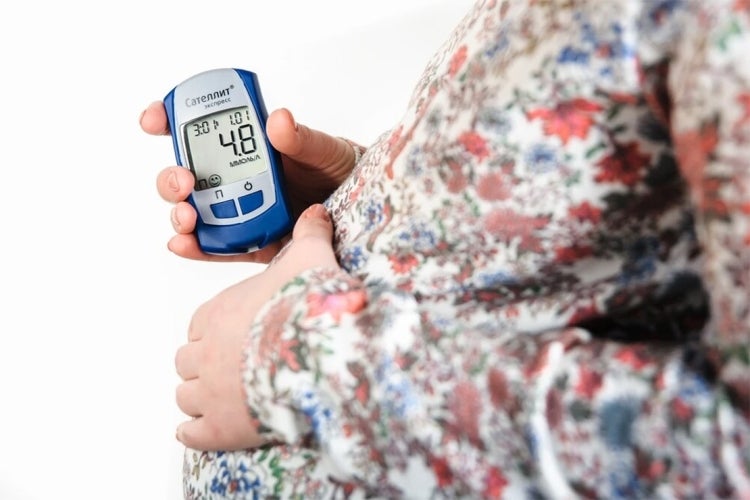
184 0 750 498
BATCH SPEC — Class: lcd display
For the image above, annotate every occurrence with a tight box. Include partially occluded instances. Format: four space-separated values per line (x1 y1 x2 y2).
183 106 269 190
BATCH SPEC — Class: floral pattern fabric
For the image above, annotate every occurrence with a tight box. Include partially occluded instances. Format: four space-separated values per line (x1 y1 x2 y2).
184 0 750 498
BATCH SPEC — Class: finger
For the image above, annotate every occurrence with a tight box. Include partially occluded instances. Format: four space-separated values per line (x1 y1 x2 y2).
292 203 334 243
166 234 288 263
175 379 204 418
176 417 219 451
176 413 266 451
170 202 197 235
273 204 339 273
155 167 195 203
175 342 200 380
266 108 354 179
139 101 170 135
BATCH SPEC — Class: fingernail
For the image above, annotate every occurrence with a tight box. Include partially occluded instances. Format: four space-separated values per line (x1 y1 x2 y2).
170 207 181 229
319 205 330 222
311 204 330 222
168 171 179 192
140 101 160 125
288 110 299 132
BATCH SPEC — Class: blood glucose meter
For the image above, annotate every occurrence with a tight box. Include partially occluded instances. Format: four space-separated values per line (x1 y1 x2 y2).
164 68 292 255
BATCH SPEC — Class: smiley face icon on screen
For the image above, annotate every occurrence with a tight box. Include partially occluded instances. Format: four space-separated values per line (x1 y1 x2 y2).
208 174 222 187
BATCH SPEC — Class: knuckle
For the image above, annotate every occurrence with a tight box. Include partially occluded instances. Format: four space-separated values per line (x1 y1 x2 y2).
175 384 188 410
174 347 183 371
188 300 216 341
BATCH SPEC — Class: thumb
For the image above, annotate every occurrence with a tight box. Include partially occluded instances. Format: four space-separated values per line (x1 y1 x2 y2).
269 203 339 275
176 415 265 452
266 108 356 182
292 204 335 243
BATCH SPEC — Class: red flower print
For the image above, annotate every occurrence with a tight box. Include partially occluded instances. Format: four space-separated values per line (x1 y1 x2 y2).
504 304 519 318
431 457 454 487
700 177 730 217
354 379 370 405
448 381 483 446
524 344 552 378
393 351 418 370
671 397 694 422
477 171 511 201
446 158 469 193
734 93 750 133
734 0 750 12
349 176 365 202
575 365 603 399
385 125 405 180
594 141 650 186
389 253 419 274
655 371 667 391
675 127 728 217
347 362 370 405
526 98 604 144
673 122 717 196
483 467 508 499
614 346 653 370
636 450 667 481
487 368 509 409
449 45 468 77
447 174 468 193
483 208 549 252
554 244 594 264
568 201 602 223
609 92 640 105
256 300 293 364
388 125 403 149
458 131 490 160
276 338 302 371
306 290 367 322
342 423 354 437
566 302 599 325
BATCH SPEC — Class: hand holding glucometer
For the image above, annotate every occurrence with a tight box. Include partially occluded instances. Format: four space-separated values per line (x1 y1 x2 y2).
164 68 293 255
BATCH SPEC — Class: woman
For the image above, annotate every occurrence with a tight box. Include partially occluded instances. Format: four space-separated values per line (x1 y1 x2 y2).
141 0 749 497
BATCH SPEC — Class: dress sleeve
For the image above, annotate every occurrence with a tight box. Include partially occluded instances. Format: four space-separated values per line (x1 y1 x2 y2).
242 268 748 498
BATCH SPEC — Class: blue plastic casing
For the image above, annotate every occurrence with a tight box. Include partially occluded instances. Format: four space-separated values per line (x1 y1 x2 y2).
164 68 292 254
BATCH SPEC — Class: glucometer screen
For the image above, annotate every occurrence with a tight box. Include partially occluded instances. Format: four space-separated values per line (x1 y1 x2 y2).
183 106 270 191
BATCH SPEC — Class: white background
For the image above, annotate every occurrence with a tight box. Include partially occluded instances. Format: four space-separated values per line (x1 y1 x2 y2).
0 1 473 499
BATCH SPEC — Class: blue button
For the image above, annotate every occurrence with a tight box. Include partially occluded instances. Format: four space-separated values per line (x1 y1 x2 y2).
239 191 264 214
210 199 238 219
